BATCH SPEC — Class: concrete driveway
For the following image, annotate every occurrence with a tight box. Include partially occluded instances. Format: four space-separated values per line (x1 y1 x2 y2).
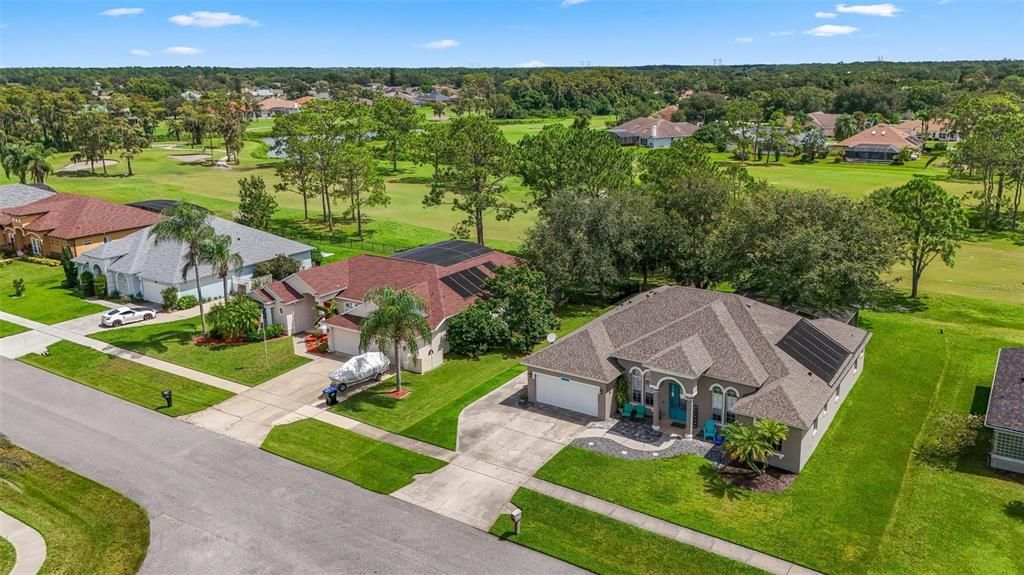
1 359 584 575
393 372 592 530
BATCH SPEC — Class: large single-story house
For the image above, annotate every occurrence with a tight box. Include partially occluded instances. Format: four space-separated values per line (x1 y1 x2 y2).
834 124 924 162
522 286 870 473
893 118 960 142
251 240 519 373
1 192 162 258
608 117 698 148
985 347 1024 475
257 97 300 118
73 216 313 303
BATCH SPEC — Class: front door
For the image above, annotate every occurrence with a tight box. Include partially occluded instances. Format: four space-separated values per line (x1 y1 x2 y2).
669 382 686 421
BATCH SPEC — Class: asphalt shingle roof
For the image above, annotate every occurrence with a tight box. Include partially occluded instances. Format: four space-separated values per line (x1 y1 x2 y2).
523 286 871 429
0 184 56 210
75 216 313 284
986 348 1024 433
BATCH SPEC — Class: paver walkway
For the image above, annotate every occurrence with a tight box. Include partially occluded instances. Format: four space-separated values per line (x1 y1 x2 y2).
0 310 247 394
524 477 823 575
0 510 46 575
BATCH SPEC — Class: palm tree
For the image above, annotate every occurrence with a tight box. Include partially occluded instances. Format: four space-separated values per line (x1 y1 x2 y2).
200 233 244 300
1 143 29 184
358 287 431 392
149 203 215 335
26 145 53 184
834 114 859 141
722 419 789 475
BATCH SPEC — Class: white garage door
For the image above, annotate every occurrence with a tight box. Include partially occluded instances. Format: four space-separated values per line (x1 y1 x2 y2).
535 373 599 417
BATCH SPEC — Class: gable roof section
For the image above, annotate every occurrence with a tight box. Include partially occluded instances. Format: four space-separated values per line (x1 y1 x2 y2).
4 193 162 239
986 347 1024 433
75 216 312 284
522 286 871 429
806 112 840 134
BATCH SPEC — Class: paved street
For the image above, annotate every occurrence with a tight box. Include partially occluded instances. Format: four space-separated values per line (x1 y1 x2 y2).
0 359 583 575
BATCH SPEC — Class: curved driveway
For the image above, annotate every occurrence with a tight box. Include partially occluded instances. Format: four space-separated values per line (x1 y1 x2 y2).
0 359 582 575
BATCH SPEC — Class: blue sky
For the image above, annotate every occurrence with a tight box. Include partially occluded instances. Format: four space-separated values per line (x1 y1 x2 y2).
1 1 1021 68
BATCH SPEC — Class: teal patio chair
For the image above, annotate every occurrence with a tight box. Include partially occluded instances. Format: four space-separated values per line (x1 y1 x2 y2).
702 419 717 441
620 403 634 418
633 404 646 420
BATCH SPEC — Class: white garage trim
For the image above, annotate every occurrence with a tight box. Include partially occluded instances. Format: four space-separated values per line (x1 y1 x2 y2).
535 373 599 417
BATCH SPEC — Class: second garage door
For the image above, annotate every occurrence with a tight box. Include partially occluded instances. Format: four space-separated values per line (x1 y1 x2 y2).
534 373 599 417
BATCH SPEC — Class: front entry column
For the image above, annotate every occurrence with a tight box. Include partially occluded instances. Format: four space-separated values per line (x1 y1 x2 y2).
685 397 694 438
651 385 660 431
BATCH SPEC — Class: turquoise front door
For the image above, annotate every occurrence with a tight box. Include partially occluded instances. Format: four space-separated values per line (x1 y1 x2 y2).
669 382 686 421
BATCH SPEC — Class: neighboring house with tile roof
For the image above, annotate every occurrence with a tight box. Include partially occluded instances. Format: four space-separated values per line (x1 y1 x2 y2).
893 118 960 142
985 347 1024 475
1 192 162 259
521 286 870 473
73 216 313 303
834 124 924 163
608 117 698 148
250 240 520 373
257 97 300 118
805 112 841 137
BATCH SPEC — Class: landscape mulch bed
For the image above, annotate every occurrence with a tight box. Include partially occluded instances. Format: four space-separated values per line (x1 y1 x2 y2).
389 389 411 399
718 464 797 493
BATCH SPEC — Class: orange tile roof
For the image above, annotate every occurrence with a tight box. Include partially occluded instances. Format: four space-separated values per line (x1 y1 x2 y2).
2 193 162 239
835 124 923 149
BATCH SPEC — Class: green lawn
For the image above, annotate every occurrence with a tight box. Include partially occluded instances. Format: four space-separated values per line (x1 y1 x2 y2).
535 294 1024 575
89 317 309 386
0 537 13 575
0 443 149 575
331 303 610 450
490 489 763 575
0 261 105 324
0 319 26 338
261 419 446 494
20 340 234 416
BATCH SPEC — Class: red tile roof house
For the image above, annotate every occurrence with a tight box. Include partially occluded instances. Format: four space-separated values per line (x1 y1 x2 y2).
522 286 870 473
833 124 924 163
257 97 300 119
0 192 162 259
250 240 520 373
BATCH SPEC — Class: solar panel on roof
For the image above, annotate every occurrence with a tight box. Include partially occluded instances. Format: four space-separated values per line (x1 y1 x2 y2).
393 240 493 267
776 320 851 383
439 265 491 299
481 261 497 271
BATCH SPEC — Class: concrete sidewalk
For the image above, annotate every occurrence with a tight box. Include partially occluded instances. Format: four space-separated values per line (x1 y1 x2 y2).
0 310 248 394
0 510 46 575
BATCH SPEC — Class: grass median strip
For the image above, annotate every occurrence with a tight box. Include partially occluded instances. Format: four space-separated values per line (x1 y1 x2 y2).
0 319 27 338
0 442 150 575
20 340 234 416
89 316 309 386
490 489 764 575
261 419 446 494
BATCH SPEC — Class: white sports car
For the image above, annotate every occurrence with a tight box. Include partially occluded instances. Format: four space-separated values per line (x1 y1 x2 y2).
100 306 156 327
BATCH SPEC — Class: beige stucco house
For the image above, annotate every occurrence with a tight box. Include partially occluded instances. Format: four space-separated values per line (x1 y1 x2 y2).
522 286 870 473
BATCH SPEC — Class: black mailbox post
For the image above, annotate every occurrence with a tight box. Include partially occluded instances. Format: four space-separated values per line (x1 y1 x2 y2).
161 389 173 408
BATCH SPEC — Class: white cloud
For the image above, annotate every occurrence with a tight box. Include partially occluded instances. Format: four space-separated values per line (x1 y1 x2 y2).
815 11 838 18
735 36 754 44
162 46 203 55
937 0 954 4
169 11 259 28
561 0 588 6
422 39 460 49
129 48 150 57
770 30 795 36
805 24 859 36
101 7 143 16
518 60 548 68
835 3 902 16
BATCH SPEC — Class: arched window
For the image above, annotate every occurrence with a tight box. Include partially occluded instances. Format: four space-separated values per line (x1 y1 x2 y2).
725 388 739 424
630 369 643 404
711 385 724 423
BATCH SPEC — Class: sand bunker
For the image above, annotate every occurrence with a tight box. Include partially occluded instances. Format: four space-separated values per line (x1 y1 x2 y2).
169 154 212 163
59 159 118 173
